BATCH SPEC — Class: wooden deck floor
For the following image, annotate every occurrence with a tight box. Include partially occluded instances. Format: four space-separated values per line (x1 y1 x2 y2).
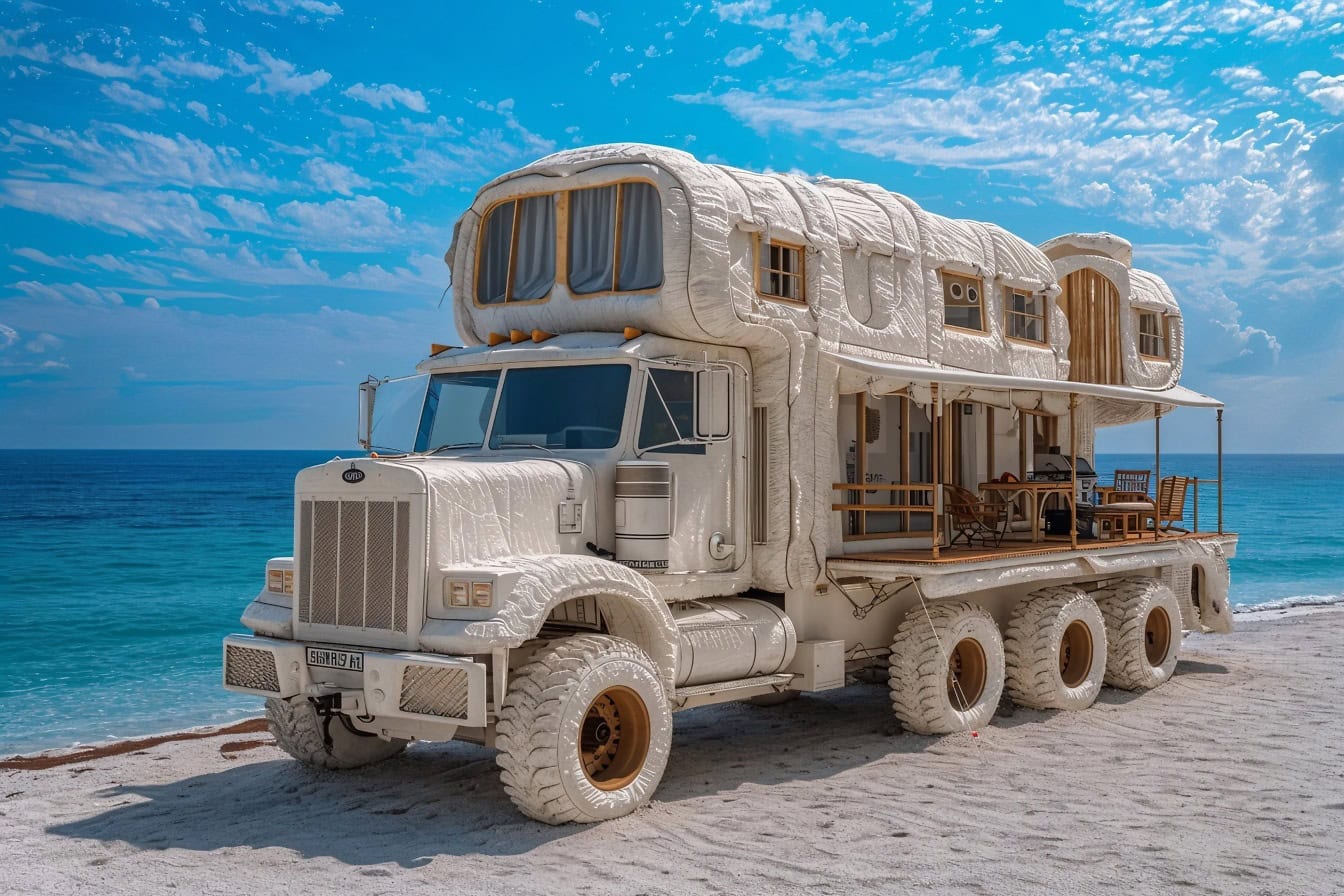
836 531 1232 566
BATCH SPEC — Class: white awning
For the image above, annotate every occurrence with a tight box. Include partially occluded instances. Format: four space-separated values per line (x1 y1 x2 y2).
821 348 1223 409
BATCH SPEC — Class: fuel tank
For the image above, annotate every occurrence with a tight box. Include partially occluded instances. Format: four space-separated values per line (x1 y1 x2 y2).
671 598 797 687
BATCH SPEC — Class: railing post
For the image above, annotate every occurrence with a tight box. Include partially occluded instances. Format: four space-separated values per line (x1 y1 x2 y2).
931 384 941 560
1069 393 1078 550
1154 403 1161 541
1217 407 1224 534
1193 477 1199 532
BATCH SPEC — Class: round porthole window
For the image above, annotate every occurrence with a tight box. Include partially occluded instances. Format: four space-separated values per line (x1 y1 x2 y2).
950 282 963 299
967 286 979 304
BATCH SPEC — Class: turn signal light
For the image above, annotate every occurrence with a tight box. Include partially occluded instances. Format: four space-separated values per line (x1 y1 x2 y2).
509 328 527 344
447 580 470 607
623 326 643 340
531 329 554 343
471 582 493 608
487 332 507 347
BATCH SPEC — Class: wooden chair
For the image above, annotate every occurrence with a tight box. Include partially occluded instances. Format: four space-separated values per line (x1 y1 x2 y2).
1147 475 1191 533
1106 469 1151 503
943 484 1011 548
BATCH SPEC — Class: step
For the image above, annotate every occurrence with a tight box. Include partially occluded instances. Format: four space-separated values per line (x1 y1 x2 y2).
673 672 795 700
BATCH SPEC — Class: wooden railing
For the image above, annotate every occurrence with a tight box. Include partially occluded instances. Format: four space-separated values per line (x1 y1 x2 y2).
831 482 935 538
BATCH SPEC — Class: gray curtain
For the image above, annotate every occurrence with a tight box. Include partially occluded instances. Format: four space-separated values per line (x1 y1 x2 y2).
568 185 617 294
511 195 555 300
476 202 514 304
617 182 662 290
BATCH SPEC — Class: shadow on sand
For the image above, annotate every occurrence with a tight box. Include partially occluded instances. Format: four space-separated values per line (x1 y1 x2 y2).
49 683 946 865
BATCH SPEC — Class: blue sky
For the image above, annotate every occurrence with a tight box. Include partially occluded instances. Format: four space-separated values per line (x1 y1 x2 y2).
1 0 1341 451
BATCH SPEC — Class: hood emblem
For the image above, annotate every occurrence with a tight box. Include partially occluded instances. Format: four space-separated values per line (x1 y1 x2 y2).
342 464 366 484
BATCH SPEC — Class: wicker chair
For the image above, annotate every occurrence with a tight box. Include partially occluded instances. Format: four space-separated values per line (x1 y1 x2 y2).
943 484 1011 548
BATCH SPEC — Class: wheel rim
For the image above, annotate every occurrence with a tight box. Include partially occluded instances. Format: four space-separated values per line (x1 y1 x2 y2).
946 638 987 711
1145 606 1172 667
1058 619 1094 688
579 686 651 791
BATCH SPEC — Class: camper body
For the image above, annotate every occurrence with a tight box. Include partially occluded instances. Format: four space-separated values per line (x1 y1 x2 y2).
224 144 1236 823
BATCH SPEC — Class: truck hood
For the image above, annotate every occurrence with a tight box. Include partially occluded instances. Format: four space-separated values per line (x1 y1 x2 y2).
392 456 595 567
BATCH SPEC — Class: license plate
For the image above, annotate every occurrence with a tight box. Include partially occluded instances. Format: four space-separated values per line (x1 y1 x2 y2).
306 647 364 672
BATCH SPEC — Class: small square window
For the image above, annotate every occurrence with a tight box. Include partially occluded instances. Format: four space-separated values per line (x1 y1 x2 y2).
942 271 984 332
1005 288 1047 343
1138 311 1168 358
757 238 805 303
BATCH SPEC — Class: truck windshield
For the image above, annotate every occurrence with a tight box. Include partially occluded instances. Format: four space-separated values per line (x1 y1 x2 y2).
489 364 631 450
414 371 501 452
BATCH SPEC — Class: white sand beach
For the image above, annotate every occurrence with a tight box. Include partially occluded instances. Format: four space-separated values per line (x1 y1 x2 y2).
4 608 1342 896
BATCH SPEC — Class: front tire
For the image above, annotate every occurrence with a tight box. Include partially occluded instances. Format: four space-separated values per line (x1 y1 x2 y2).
1097 578 1182 691
265 696 408 770
889 601 1005 735
1004 587 1107 711
496 634 672 824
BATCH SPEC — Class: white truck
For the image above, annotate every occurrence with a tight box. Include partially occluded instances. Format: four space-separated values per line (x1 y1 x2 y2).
224 143 1237 824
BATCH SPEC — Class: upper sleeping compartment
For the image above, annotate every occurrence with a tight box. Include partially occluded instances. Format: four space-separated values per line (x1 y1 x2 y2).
444 144 1068 380
1039 233 1184 390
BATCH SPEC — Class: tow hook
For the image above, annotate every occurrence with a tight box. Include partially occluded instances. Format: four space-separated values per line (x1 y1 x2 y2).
310 693 378 754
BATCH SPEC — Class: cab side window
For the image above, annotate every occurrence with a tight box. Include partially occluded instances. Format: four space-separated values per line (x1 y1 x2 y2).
638 368 703 454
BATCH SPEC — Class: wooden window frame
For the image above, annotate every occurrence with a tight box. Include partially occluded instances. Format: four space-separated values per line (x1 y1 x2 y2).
567 179 665 299
838 393 934 541
1137 311 1169 360
1004 287 1048 345
755 236 807 305
940 270 987 334
472 192 558 308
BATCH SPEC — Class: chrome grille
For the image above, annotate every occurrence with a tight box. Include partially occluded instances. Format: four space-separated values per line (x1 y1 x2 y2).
298 498 412 632
225 645 281 693
399 666 470 719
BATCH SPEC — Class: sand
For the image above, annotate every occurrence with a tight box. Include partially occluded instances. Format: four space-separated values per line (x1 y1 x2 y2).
4 608 1343 896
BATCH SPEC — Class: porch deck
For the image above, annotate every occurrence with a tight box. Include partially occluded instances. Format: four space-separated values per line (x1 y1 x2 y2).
835 530 1233 567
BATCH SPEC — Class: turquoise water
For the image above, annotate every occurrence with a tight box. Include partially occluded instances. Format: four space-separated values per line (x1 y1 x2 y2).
1 450 1340 755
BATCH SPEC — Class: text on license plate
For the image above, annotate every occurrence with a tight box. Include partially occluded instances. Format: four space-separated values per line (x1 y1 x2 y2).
306 647 364 672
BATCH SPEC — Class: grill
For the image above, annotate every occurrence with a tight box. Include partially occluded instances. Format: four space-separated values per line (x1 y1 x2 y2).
298 498 411 632
399 666 470 719
1029 452 1098 504
224 644 281 693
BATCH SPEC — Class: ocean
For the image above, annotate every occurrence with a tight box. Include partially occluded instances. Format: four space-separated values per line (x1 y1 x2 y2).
2 449 1340 755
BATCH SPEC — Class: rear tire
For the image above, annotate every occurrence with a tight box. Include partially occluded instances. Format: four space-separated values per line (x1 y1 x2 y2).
888 601 1004 735
265 696 408 770
1096 578 1182 691
1004 588 1107 711
496 634 672 824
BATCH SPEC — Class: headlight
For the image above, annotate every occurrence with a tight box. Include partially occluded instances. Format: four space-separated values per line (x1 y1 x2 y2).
443 578 493 609
447 580 470 607
471 581 493 608
266 565 294 595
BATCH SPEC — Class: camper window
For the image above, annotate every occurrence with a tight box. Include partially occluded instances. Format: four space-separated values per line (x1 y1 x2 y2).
1005 288 1047 343
568 181 664 295
942 271 985 332
757 238 805 304
1138 311 1168 358
475 195 556 305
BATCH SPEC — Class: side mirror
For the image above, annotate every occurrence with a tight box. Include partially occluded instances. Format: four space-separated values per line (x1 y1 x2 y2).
695 367 731 440
358 377 378 450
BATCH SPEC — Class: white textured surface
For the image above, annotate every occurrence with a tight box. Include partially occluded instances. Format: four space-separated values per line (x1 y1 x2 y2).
9 611 1342 895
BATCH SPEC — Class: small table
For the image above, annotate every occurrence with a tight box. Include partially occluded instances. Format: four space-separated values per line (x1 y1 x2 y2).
1092 507 1135 540
979 481 1075 542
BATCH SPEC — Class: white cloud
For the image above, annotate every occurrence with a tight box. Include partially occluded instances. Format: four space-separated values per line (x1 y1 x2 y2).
301 157 372 195
0 179 223 242
215 195 274 231
157 54 226 81
188 15 206 34
240 0 343 19
1295 70 1344 114
0 25 51 63
610 71 631 86
712 3 869 62
99 81 165 111
725 44 764 67
275 195 412 251
575 10 602 28
186 100 212 123
343 82 428 112
0 323 17 350
61 51 145 80
966 25 1001 47
143 297 160 309
15 280 125 305
245 48 331 98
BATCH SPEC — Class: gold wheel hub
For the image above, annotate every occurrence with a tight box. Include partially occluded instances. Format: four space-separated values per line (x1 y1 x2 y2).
1059 619 1094 688
579 686 651 791
1145 606 1172 668
946 638 988 711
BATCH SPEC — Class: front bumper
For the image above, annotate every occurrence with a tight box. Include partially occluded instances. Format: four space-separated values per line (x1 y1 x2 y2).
222 634 489 728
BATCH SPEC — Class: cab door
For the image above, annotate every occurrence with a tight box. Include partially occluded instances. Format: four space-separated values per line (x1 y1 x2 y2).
633 363 739 574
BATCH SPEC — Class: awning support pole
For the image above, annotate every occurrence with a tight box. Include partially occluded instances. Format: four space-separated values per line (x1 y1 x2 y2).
931 384 941 561
1069 393 1078 550
1154 403 1161 541
1217 408 1224 534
